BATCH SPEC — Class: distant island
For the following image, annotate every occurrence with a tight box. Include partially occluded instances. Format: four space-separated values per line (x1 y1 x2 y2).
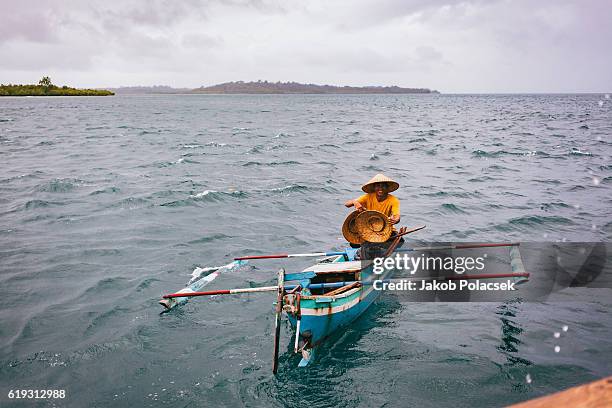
191 81 438 94
0 77 114 96
106 85 191 95
1 79 438 96
107 81 438 95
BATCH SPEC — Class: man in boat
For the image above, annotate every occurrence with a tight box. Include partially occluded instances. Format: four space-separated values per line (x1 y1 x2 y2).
344 173 403 257
344 173 401 226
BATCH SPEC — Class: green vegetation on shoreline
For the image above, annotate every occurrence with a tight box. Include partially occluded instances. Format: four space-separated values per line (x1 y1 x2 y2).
0 77 114 96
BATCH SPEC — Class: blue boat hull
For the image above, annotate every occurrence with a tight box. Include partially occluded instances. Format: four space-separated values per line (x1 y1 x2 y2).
287 284 381 346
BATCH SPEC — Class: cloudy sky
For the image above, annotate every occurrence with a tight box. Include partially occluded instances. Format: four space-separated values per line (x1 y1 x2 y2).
1 0 610 93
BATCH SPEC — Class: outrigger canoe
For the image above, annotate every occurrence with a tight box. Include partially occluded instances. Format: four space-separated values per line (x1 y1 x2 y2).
161 231 529 373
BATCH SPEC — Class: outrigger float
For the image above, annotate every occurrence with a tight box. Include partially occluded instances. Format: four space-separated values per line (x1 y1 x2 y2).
161 226 529 373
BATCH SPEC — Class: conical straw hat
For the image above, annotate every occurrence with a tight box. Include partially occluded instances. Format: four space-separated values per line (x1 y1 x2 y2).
342 211 365 244
355 211 392 243
361 173 399 193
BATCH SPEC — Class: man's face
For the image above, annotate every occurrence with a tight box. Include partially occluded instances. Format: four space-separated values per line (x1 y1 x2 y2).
373 182 388 199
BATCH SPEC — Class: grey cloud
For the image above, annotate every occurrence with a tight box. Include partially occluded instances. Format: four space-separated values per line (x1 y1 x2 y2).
0 0 610 92
182 33 223 49
0 3 59 43
415 46 443 62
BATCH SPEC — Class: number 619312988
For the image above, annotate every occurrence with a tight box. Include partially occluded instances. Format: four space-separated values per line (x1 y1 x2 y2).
8 389 66 399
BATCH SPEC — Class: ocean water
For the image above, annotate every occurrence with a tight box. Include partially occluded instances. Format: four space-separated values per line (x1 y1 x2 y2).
0 94 611 407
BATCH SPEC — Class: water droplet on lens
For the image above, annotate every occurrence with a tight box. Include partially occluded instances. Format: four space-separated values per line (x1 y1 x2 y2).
598 100 604 107
554 345 560 353
562 325 568 332
526 373 532 384
592 176 600 186
554 332 560 338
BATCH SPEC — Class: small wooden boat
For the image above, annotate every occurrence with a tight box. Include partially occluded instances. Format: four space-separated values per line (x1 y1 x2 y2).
161 230 529 373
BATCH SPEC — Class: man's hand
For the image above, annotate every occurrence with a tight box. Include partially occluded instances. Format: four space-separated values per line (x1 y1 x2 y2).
354 201 365 212
388 215 400 225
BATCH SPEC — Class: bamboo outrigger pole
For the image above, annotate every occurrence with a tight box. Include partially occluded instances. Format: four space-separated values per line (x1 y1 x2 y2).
162 272 530 299
234 251 346 261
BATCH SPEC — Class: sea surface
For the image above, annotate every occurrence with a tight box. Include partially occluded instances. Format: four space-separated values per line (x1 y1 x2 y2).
1 94 611 407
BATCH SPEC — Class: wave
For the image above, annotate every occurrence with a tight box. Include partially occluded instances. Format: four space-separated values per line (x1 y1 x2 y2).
510 215 573 226
539 202 571 211
0 171 45 184
421 190 481 198
138 130 162 136
37 178 86 193
440 203 468 214
82 277 131 297
494 215 574 231
89 186 121 195
35 140 55 146
472 149 551 158
359 165 383 172
111 196 152 209
569 148 592 156
188 233 232 244
161 189 248 207
24 199 65 210
532 179 562 185
242 160 300 167
414 129 439 136
267 185 309 194
468 176 501 182
485 164 516 172
191 189 248 200
204 141 229 147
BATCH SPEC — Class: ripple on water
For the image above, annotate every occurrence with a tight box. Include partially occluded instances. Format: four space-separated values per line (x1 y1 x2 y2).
36 178 87 193
494 215 575 232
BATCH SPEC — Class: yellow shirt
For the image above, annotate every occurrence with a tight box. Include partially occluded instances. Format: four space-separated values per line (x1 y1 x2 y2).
356 193 400 217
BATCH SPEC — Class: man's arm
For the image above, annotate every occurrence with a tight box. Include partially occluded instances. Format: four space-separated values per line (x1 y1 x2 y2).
389 214 401 225
389 197 401 224
344 198 365 212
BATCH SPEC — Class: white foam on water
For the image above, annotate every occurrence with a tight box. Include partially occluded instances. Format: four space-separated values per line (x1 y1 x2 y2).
189 266 220 284
189 260 248 284
192 190 216 198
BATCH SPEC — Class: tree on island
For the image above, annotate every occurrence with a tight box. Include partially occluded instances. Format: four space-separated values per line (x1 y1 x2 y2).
0 76 114 96
38 76 53 87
